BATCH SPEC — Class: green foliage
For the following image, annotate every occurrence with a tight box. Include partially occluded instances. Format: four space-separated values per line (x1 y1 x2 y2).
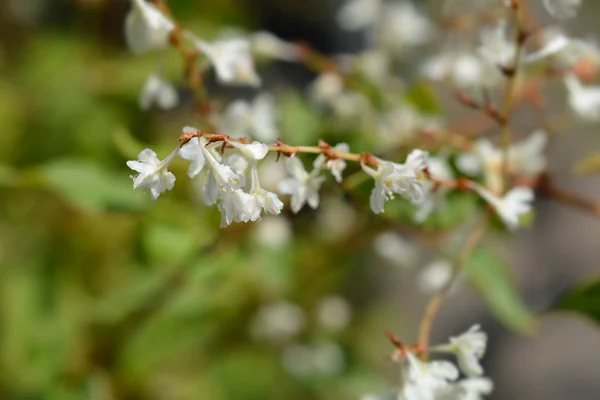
464 248 537 334
554 277 600 325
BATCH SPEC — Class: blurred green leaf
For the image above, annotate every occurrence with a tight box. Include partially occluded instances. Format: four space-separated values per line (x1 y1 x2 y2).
38 159 147 212
402 81 441 115
279 92 322 144
142 221 198 265
554 277 600 325
464 248 537 334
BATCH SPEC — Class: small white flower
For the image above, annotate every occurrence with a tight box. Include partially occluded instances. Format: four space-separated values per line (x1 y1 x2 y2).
278 157 326 213
139 73 178 110
418 259 454 294
127 147 178 200
362 150 428 214
525 30 571 63
401 352 459 400
251 31 301 61
379 1 435 53
313 143 349 183
220 95 277 142
228 140 268 164
415 155 453 222
218 189 258 227
124 0 174 54
564 74 600 121
372 231 418 268
438 377 493 400
178 128 208 178
471 184 534 230
201 144 245 205
190 35 260 87
543 0 581 20
509 130 548 176
477 21 516 68
433 325 488 377
248 167 284 216
315 296 352 332
336 0 381 31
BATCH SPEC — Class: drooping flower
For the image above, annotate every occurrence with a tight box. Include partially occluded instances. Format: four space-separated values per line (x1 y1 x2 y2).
313 143 349 183
362 150 428 214
178 135 207 179
127 147 178 200
139 73 179 110
217 189 258 227
251 31 301 61
414 155 453 222
433 325 488 377
200 143 245 205
400 352 459 400
564 74 600 121
124 0 174 54
278 157 326 213
248 168 284 216
189 35 261 86
543 0 582 20
471 184 534 230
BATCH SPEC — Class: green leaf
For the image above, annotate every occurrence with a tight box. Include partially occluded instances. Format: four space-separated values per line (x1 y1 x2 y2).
464 248 537 334
554 277 600 325
38 159 147 212
279 92 322 144
402 81 441 114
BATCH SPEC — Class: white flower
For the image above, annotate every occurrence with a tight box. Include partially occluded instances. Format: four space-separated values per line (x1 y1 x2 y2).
362 150 428 214
278 157 326 213
438 377 493 400
477 21 516 68
433 325 487 377
248 167 284 216
251 301 305 342
253 216 292 248
227 140 269 164
471 184 534 230
178 136 207 178
401 352 459 400
218 189 258 227
139 73 178 110
543 0 581 20
372 231 418 268
251 31 300 61
418 259 453 294
525 30 571 63
313 143 349 183
202 145 245 205
564 74 600 121
336 0 381 31
220 95 278 142
124 0 174 54
509 130 548 176
415 155 453 222
315 296 352 332
191 35 260 86
310 72 344 105
379 1 435 53
126 147 178 200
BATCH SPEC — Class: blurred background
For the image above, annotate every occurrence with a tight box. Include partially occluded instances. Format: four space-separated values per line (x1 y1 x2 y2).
0 0 599 399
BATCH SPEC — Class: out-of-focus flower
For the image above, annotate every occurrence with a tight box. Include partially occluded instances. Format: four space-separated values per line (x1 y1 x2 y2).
125 0 174 54
415 154 453 222
418 259 454 294
433 325 488 377
438 377 494 400
543 0 581 20
336 0 381 31
139 73 178 110
564 74 600 121
278 157 326 213
251 31 301 61
189 35 261 86
477 21 516 68
127 148 178 200
310 72 344 105
251 301 305 343
316 296 352 332
219 94 278 142
253 216 292 248
471 184 534 230
281 341 345 377
362 150 428 214
379 1 435 54
373 231 419 268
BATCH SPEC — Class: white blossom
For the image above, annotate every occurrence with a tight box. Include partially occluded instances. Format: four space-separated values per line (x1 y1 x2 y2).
400 352 459 400
525 30 571 63
543 0 582 20
313 143 349 183
202 145 245 205
219 94 278 142
564 74 600 121
310 72 344 105
336 0 381 31
248 167 284 216
362 150 428 214
471 184 534 230
379 1 435 53
178 136 207 178
253 216 292 248
415 155 453 222
372 231 418 268
127 147 178 200
139 73 178 110
125 0 174 54
433 325 488 377
315 296 352 332
227 140 269 164
190 35 261 86
438 378 494 400
218 189 258 227
477 21 516 68
278 157 326 213
251 31 301 61
418 259 454 294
